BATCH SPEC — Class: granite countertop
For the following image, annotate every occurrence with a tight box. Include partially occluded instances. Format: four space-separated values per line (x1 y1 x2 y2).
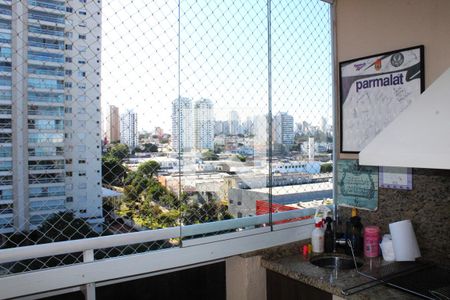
261 252 422 300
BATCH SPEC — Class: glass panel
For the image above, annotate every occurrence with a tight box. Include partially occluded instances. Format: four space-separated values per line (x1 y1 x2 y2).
29 24 65 37
28 37 65 50
0 49 11 59
270 0 333 223
0 0 333 277
29 65 64 77
28 92 64 103
28 133 64 143
29 10 65 24
28 78 64 90
179 0 269 239
28 51 64 63
29 0 65 11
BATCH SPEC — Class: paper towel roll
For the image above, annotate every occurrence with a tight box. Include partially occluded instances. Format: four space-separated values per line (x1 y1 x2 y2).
389 220 421 261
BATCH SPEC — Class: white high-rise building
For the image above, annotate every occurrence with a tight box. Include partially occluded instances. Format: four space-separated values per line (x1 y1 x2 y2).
273 112 294 145
214 121 224 135
228 110 240 135
171 97 193 152
321 116 327 133
308 137 315 160
120 110 138 150
253 115 268 156
253 115 268 144
242 117 253 135
194 99 214 150
0 1 103 233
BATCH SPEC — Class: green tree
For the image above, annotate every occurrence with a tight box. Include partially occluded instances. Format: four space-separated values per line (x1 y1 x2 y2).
202 149 219 161
214 144 224 154
36 212 98 243
158 192 180 209
183 202 232 225
157 210 180 228
123 170 139 186
320 163 333 173
145 180 167 202
135 143 158 153
102 156 127 185
130 176 152 198
235 154 246 162
108 143 129 160
137 160 160 177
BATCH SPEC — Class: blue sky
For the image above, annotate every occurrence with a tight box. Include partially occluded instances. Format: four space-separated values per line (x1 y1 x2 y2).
101 0 331 133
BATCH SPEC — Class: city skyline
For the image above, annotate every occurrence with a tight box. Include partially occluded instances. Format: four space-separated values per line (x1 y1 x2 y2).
120 110 139 150
101 0 332 133
107 99 333 136
112 98 332 140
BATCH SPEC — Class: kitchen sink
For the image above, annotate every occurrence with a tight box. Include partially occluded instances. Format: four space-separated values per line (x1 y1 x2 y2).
310 254 363 270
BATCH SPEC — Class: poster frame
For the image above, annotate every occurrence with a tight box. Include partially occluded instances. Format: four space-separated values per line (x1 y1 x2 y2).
339 45 424 154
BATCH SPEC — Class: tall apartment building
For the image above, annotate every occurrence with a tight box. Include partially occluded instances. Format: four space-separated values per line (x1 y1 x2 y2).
105 105 120 143
214 120 229 136
120 110 138 150
194 99 214 150
273 112 294 145
171 97 193 153
228 110 240 135
0 0 103 233
253 114 268 156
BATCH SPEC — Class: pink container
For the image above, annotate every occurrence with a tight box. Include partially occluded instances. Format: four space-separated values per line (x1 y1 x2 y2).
364 226 380 257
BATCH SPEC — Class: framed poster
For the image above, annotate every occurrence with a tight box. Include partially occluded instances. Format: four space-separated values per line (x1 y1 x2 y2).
340 45 424 153
337 159 378 211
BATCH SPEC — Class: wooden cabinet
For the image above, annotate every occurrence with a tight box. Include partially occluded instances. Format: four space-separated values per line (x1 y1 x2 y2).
266 270 332 300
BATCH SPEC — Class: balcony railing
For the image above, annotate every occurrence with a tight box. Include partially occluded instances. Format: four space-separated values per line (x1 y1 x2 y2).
0 7 12 17
0 208 319 299
0 48 11 59
0 135 11 143
0 121 11 130
28 82 64 90
28 52 64 63
29 152 64 157
28 92 64 103
29 40 64 50
29 68 64 77
0 196 13 201
0 109 11 115
0 78 11 86
30 204 66 212
28 109 64 116
28 137 64 143
29 177 64 184
28 123 64 130
29 191 65 198
0 177 12 185
28 163 64 170
28 25 64 37
0 149 11 157
0 66 11 72
0 20 11 30
29 11 65 24
28 0 65 12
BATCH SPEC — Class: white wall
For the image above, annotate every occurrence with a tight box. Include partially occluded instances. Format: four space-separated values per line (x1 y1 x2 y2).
335 0 450 159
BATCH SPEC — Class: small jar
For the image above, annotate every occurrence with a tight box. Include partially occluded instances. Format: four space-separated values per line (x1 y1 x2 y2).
364 226 380 257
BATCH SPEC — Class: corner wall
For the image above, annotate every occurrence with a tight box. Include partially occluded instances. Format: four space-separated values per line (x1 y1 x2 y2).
335 0 450 263
336 0 450 87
